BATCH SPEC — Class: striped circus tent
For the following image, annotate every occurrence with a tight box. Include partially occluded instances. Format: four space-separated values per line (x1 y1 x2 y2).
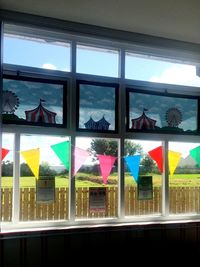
131 110 156 130
25 100 57 124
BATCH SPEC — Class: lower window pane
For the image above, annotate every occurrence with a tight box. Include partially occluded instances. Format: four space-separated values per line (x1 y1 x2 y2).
20 134 70 221
75 137 118 219
1 133 14 222
169 142 200 215
125 139 162 216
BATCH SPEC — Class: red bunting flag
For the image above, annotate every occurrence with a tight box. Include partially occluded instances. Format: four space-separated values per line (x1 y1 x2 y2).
97 155 117 185
148 146 163 173
2 148 10 160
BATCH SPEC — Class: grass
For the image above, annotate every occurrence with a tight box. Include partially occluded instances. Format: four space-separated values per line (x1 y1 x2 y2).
2 173 200 188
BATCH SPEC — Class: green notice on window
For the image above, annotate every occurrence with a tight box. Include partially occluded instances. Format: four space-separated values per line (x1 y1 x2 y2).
137 176 153 200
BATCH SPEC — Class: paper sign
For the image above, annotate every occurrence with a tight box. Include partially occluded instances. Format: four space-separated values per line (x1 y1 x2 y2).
89 188 106 212
137 175 153 200
36 176 55 203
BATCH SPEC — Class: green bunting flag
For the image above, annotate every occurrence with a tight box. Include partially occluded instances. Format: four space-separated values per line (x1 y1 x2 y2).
190 146 200 167
50 141 70 170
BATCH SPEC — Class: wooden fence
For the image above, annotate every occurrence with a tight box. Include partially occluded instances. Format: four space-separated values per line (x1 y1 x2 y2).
1 187 200 221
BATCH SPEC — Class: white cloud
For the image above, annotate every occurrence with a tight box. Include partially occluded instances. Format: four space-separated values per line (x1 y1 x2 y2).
149 65 200 87
42 63 57 70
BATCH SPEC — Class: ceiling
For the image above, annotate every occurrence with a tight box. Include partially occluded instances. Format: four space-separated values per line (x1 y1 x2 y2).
2 0 200 45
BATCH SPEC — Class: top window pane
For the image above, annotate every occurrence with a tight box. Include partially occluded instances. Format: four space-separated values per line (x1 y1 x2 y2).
3 34 71 71
125 52 200 87
76 44 119 77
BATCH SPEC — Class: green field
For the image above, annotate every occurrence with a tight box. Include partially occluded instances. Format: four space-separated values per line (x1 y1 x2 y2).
2 173 200 187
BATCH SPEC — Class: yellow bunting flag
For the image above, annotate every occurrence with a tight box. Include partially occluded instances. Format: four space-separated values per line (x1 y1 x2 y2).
20 148 40 179
168 150 182 175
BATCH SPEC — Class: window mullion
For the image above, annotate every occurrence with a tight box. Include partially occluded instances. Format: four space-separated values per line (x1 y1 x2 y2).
12 133 20 223
162 140 169 216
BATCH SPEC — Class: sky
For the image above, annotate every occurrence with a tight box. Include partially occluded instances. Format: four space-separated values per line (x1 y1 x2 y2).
2 34 200 165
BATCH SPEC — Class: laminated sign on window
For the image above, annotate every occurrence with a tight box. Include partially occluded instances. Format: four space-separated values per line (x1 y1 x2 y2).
36 176 55 203
89 188 106 212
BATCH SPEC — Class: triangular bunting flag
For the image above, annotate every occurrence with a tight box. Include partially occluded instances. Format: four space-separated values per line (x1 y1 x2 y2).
148 146 163 173
168 150 182 175
125 155 141 183
20 148 40 179
2 148 10 160
97 155 116 184
189 146 200 167
51 141 70 170
73 147 90 176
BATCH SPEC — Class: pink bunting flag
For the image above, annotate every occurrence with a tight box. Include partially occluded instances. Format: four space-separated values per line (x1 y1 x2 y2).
148 146 163 173
1 148 10 160
73 147 90 176
97 155 117 185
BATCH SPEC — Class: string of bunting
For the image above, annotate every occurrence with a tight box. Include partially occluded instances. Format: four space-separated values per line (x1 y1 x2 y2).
1 142 200 184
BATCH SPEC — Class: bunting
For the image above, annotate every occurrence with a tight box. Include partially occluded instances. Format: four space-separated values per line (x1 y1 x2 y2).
148 146 163 173
73 147 90 176
125 155 141 183
20 148 40 179
168 150 182 175
51 141 70 170
189 146 200 167
97 155 116 184
2 148 10 160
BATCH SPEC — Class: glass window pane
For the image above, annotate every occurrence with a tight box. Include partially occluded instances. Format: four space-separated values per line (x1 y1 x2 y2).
125 139 162 216
1 133 14 222
125 52 200 87
169 141 200 215
78 81 118 132
127 89 198 134
77 44 119 77
3 77 66 127
75 137 118 219
4 34 70 71
20 135 70 221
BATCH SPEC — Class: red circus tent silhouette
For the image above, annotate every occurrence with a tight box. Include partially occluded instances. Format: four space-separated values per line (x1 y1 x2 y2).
131 109 156 130
25 99 57 123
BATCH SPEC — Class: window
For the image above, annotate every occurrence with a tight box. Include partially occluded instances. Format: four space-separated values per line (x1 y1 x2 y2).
3 76 67 127
4 28 71 71
2 18 200 232
76 44 119 77
75 137 118 218
19 135 70 221
127 88 198 134
77 80 118 132
125 52 200 87
125 139 162 216
1 133 14 222
169 141 200 215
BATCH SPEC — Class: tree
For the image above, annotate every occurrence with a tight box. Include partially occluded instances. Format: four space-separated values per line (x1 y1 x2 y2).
89 139 143 159
140 154 156 174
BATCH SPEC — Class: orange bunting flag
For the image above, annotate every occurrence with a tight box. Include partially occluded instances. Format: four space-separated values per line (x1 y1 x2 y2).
148 146 163 173
2 148 10 160
20 148 40 179
97 155 117 185
168 150 181 175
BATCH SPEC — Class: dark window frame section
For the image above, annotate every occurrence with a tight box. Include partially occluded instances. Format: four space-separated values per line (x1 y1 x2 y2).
126 86 200 135
2 74 67 128
76 80 119 133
